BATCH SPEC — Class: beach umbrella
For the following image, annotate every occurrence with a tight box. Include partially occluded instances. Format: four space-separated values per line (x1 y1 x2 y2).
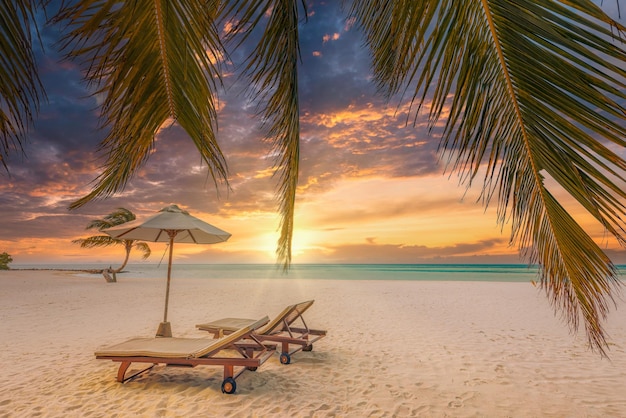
104 204 231 337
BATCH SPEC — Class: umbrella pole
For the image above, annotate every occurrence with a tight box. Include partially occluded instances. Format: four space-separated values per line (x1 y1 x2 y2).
156 232 175 337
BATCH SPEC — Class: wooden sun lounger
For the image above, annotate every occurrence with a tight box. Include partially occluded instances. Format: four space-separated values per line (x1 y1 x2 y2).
95 316 274 394
196 300 327 365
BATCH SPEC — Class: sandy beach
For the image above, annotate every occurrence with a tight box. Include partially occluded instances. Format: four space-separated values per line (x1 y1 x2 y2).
1 270 625 417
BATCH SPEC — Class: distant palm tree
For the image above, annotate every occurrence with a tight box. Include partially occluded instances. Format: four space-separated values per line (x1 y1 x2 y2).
73 208 151 273
1 1 625 354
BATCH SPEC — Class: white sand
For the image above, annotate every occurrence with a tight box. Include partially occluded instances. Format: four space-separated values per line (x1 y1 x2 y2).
1 270 625 417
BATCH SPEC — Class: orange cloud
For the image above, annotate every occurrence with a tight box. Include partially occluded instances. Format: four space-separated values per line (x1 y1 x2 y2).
322 33 340 43
344 17 356 32
303 103 394 128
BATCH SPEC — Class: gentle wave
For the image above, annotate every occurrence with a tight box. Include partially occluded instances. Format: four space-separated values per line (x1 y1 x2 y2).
13 263 626 283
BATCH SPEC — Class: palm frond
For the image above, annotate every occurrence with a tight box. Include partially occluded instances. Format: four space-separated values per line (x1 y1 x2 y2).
55 0 228 209
84 219 115 231
221 0 305 269
103 207 136 226
72 235 120 248
84 207 136 230
0 0 45 170
351 0 626 355
134 241 152 259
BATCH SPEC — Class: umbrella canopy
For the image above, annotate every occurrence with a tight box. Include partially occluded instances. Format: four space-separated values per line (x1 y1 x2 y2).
105 205 231 244
105 204 231 337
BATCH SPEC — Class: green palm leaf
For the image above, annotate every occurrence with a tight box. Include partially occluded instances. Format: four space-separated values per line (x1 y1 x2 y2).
0 0 44 169
221 0 306 268
351 0 626 354
55 0 228 209
80 207 135 230
72 235 120 248
134 242 152 260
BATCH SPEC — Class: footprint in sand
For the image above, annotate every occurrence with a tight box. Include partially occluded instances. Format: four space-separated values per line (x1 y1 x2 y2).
394 403 414 416
464 378 487 387
448 397 464 408
448 391 475 408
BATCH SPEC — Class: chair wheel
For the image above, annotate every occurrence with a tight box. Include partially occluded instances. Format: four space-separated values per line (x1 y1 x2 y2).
221 377 237 394
247 366 258 371
279 352 291 365
303 344 313 352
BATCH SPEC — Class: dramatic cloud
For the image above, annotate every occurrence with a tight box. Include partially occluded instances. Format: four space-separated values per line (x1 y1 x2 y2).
1 1 624 266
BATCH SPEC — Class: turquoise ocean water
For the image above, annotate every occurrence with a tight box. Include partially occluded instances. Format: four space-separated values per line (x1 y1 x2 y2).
11 263 626 282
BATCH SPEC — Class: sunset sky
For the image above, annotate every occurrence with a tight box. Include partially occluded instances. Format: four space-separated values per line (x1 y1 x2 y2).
2 1 625 266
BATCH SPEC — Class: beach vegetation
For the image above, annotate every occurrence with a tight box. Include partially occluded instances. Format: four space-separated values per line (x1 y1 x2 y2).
0 252 13 270
1 1 625 354
72 208 151 274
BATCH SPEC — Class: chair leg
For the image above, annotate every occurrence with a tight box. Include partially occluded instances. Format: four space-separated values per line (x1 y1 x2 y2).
223 364 234 379
117 362 131 382
116 362 155 383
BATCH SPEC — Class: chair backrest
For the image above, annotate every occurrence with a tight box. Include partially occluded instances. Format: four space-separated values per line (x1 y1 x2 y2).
194 315 269 357
258 300 314 335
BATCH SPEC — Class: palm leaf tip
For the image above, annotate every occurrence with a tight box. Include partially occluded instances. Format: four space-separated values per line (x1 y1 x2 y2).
223 0 305 268
532 199 622 356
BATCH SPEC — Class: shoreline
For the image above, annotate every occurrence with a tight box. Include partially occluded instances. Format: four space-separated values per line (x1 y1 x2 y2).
8 268 104 273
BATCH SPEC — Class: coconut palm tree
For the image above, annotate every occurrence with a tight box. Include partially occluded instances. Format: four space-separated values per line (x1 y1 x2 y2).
73 208 151 273
1 1 625 354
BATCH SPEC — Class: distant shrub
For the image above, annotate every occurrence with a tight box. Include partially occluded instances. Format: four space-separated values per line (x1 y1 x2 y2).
0 252 12 270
